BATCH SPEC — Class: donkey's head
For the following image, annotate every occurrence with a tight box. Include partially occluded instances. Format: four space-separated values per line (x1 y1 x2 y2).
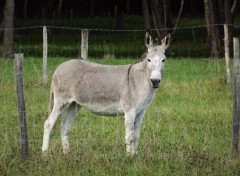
144 32 170 88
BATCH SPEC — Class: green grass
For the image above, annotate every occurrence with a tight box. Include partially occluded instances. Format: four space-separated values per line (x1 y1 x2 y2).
0 57 239 175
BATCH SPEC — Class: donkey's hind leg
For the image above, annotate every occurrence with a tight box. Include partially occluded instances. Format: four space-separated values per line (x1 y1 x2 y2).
42 100 70 153
61 102 80 154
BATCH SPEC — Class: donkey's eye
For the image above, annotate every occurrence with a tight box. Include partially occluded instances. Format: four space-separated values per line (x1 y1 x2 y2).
148 59 151 62
162 59 166 63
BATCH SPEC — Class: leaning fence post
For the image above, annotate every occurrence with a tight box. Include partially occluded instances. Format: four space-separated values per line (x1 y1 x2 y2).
224 24 231 84
14 53 30 159
81 29 88 60
232 37 240 156
43 26 48 87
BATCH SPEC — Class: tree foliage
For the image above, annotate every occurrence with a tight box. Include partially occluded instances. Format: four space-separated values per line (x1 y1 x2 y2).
1 0 240 57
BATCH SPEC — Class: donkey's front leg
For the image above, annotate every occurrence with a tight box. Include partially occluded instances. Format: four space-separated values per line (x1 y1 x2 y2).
133 110 146 152
124 110 137 155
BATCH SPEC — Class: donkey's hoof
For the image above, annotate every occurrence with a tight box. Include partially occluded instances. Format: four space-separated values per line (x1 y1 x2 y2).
42 151 50 160
126 151 138 157
63 148 70 155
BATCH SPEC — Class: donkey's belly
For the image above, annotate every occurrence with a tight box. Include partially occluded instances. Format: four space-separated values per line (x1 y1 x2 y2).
74 80 125 116
75 92 124 116
81 102 124 116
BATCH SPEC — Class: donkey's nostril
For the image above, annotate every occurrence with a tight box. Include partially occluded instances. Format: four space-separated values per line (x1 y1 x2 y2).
151 79 160 83
151 79 160 88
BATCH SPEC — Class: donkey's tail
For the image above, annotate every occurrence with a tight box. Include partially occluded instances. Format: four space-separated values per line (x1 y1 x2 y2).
48 83 54 115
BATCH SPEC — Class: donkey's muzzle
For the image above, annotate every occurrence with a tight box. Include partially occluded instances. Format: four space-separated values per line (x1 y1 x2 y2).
151 79 160 88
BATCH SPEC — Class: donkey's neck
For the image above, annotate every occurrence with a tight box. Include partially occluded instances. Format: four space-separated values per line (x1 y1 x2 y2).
130 61 155 92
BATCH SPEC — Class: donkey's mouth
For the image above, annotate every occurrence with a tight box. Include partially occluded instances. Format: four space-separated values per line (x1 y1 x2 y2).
151 79 160 88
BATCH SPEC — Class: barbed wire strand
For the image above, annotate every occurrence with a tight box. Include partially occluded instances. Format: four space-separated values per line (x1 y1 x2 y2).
0 24 240 31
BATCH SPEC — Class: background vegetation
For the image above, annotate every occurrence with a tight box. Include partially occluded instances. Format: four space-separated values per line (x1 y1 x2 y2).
0 16 239 60
1 0 240 57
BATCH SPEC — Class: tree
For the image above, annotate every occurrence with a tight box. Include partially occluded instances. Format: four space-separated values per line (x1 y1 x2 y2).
2 0 14 57
90 0 95 17
114 2 124 30
147 0 185 40
24 0 27 18
204 0 221 57
204 0 239 57
172 0 184 35
148 0 168 39
224 0 240 56
58 0 63 19
231 0 240 23
141 0 151 29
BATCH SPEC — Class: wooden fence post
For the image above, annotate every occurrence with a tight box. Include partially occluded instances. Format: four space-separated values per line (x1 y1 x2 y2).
81 29 88 60
43 26 48 87
224 24 231 84
232 38 240 156
14 53 29 159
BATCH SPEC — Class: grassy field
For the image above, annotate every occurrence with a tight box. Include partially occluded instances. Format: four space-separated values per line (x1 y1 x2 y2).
0 56 239 175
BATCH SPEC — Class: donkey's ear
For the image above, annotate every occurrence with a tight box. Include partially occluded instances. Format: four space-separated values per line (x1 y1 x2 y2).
145 31 153 49
160 33 171 50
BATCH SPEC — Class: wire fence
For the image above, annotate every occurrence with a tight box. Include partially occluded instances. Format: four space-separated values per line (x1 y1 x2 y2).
1 24 240 59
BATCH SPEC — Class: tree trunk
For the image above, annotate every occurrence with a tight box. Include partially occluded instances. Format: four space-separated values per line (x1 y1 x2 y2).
190 0 195 15
209 0 220 57
204 0 211 41
231 0 240 23
90 0 94 17
148 0 166 39
126 0 130 16
218 0 225 24
2 0 14 57
58 0 63 19
163 0 172 31
172 0 184 35
141 0 151 29
204 0 220 57
114 6 124 30
217 0 224 46
24 0 27 19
